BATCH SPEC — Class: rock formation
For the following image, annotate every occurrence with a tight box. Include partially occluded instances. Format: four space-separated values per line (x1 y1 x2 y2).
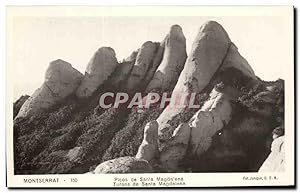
173 21 231 94
159 123 191 171
94 156 153 174
259 136 285 172
13 95 30 118
145 25 187 92
220 43 256 79
189 86 232 157
125 41 159 92
76 47 118 98
156 21 231 140
109 62 134 89
108 50 139 89
134 120 191 172
143 41 165 86
13 21 285 174
16 59 83 118
135 121 159 162
125 50 139 62
157 21 230 146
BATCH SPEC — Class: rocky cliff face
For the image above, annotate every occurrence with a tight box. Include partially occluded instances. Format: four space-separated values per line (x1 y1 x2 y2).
16 59 83 119
157 21 232 142
145 24 187 92
76 47 119 98
125 41 160 93
13 21 285 174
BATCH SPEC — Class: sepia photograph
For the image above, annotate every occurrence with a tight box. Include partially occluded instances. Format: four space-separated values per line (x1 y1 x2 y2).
6 6 295 188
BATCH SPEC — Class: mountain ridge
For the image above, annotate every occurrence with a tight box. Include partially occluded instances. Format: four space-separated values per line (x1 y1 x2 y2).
13 21 285 174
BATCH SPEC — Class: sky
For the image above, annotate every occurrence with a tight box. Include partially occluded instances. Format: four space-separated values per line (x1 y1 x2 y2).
10 15 291 100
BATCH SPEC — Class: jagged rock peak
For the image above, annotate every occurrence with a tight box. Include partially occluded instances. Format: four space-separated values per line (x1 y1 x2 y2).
16 59 83 118
145 24 187 92
45 59 83 84
97 47 116 56
76 47 119 98
156 21 231 138
198 20 230 40
48 59 71 68
174 20 231 94
168 24 186 41
125 41 159 92
86 47 117 72
142 43 165 88
49 58 72 66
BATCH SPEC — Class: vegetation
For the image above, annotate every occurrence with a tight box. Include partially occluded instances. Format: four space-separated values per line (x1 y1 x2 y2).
14 91 130 174
13 65 285 174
